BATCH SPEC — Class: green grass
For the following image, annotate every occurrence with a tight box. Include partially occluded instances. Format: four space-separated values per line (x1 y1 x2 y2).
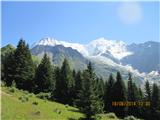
1 87 123 120
2 87 84 120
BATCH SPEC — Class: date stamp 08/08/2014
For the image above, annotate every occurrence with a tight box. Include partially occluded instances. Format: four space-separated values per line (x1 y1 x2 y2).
112 101 151 107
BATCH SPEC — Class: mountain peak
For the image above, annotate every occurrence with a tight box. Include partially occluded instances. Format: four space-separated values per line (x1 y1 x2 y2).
87 37 131 59
33 37 59 46
32 37 133 59
89 37 126 45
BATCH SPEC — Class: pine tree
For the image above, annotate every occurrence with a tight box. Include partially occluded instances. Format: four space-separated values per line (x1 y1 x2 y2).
77 62 103 119
1 44 15 82
143 80 152 119
128 73 134 101
72 69 76 81
69 69 76 105
127 73 142 117
96 78 105 100
35 53 54 93
14 39 35 91
145 80 151 101
75 71 83 94
151 83 159 111
3 51 15 86
138 86 143 100
74 70 83 107
127 73 137 116
54 58 74 105
104 74 115 112
112 72 127 118
52 66 61 100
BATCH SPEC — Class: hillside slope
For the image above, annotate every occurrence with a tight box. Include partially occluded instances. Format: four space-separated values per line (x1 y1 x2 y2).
2 87 121 120
1 87 84 120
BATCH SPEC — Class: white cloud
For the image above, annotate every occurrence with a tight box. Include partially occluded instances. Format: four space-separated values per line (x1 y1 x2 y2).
118 2 142 25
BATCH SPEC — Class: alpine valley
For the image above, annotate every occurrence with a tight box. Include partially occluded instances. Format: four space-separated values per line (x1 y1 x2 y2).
30 37 160 86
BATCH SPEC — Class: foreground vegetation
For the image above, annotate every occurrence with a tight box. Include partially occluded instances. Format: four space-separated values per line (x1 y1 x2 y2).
2 86 84 120
1 39 160 119
1 86 137 120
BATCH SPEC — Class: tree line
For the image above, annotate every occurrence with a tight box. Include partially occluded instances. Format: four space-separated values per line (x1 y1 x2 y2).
2 39 160 120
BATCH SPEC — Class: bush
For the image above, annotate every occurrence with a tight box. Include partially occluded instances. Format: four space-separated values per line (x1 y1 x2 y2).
101 113 117 119
23 90 29 95
32 101 38 105
94 114 102 120
19 96 29 102
34 111 40 115
1 82 6 87
54 108 61 114
105 113 117 119
36 92 51 100
65 104 69 108
124 116 137 120
28 93 35 97
9 87 16 93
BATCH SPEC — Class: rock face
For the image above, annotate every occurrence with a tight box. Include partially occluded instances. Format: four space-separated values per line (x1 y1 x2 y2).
31 45 88 71
121 41 160 73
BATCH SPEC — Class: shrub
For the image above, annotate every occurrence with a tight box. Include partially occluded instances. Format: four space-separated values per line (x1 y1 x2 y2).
9 87 16 93
65 104 69 108
36 92 51 100
23 90 29 95
28 93 35 97
11 80 16 88
32 101 38 105
19 96 29 102
1 82 5 87
94 114 102 120
34 111 41 115
54 108 61 114
124 116 137 120
105 113 117 119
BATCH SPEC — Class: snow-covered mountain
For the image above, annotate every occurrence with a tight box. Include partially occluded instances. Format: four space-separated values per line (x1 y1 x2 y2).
31 37 160 85
32 37 88 56
86 37 132 59
32 37 132 60
32 37 160 73
121 41 160 73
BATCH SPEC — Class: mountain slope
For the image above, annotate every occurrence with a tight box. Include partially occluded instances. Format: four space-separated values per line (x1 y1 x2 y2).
2 86 121 120
32 37 160 73
86 37 132 59
31 45 88 71
31 37 160 85
31 44 144 85
122 41 160 73
2 87 84 120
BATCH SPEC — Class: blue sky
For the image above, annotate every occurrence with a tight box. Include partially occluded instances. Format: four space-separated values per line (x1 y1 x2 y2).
2 1 159 47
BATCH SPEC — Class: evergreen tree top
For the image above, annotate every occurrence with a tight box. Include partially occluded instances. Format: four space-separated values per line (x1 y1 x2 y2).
108 74 115 84
116 71 123 82
128 73 132 81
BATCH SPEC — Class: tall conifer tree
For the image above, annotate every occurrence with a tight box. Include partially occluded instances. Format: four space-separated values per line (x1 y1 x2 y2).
151 83 159 111
3 51 15 86
54 59 74 104
14 39 35 91
145 80 151 101
104 74 115 112
77 62 103 119
112 72 127 118
35 53 54 93
74 70 83 106
127 73 139 117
